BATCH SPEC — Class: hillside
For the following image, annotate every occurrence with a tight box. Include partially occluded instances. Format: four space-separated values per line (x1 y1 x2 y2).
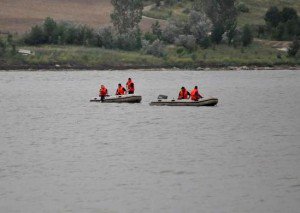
237 0 300 26
0 0 160 33
1 0 300 34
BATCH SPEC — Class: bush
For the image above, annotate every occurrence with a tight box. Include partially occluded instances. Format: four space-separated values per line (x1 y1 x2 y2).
164 0 177 6
175 35 196 51
24 25 46 45
200 36 211 49
151 21 162 39
114 29 142 50
241 24 253 46
144 32 158 43
236 2 250 13
0 38 6 56
288 39 300 57
143 39 166 57
162 23 181 43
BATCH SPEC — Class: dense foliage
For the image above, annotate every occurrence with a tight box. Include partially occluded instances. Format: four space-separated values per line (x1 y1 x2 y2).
110 0 143 34
264 6 300 40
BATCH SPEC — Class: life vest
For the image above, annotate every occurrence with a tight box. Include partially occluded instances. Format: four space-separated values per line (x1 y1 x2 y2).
128 82 135 93
99 87 108 96
126 80 133 89
116 86 126 95
178 89 189 99
190 88 202 101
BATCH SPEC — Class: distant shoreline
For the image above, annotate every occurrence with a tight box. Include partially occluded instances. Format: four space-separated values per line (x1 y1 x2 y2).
1 64 300 71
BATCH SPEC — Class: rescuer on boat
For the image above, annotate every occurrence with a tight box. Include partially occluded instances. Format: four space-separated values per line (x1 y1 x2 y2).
99 85 108 102
115 83 127 95
178 87 190 100
190 86 203 101
126 78 135 94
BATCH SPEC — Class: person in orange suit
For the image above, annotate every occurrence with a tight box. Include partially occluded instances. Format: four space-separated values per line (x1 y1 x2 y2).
99 85 108 102
115 83 127 95
190 86 203 101
178 87 190 100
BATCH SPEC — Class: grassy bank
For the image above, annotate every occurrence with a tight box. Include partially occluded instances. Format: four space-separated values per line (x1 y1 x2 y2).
1 43 300 70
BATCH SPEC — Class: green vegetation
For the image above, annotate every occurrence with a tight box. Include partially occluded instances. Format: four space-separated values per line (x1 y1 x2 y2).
1 0 300 70
1 42 299 70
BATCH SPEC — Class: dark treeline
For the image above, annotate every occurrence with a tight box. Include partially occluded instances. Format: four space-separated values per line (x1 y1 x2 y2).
259 6 300 41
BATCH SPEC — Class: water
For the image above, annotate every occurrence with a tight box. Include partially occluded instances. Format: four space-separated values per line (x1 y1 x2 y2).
0 70 299 213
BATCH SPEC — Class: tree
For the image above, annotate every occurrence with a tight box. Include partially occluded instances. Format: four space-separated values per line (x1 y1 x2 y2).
281 7 298 23
24 25 46 45
226 22 237 45
288 39 300 57
110 0 143 34
264 6 281 27
195 0 237 44
211 23 224 44
241 24 253 46
188 10 212 44
198 0 237 27
43 17 57 43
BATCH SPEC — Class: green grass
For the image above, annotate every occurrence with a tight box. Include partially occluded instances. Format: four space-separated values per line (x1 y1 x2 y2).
143 7 173 20
2 42 299 69
166 42 300 67
2 45 165 69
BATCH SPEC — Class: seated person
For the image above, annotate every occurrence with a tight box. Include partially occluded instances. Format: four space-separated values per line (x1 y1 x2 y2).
190 86 203 101
115 83 127 95
178 87 190 100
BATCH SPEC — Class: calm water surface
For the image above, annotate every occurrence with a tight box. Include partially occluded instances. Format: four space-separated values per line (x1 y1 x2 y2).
0 70 300 213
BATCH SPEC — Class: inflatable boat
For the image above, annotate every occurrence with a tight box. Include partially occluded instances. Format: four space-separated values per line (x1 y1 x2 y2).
150 96 218 106
90 94 142 103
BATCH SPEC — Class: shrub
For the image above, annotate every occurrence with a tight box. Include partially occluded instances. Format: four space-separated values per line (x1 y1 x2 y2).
200 36 211 49
288 39 300 57
114 29 142 50
162 23 181 43
144 32 158 43
24 25 46 45
143 39 166 57
175 35 196 51
164 0 177 6
0 38 6 56
241 24 253 46
151 21 162 39
236 2 250 13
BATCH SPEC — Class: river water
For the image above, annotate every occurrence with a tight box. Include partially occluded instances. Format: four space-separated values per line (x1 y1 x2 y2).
0 70 299 213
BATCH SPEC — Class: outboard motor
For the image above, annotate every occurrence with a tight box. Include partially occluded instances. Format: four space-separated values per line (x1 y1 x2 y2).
157 95 168 100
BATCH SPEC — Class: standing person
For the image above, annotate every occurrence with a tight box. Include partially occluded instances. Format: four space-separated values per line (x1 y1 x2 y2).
128 82 135 94
115 83 127 95
178 87 190 100
190 86 203 101
126 78 133 90
99 85 108 102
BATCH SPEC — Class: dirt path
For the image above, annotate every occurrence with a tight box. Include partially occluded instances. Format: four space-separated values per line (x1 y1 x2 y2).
255 38 291 51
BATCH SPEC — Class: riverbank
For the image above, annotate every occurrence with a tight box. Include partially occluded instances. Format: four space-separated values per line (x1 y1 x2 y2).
1 44 300 71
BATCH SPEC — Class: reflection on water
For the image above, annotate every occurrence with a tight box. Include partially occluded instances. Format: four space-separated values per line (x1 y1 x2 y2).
0 70 300 213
